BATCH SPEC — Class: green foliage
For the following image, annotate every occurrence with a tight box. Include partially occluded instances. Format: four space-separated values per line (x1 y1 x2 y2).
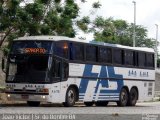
41 24 51 35
92 2 101 8
36 0 51 4
63 4 79 19
56 5 63 13
77 21 88 32
93 16 105 28
90 17 155 48
113 19 128 30
54 0 61 4
77 16 90 32
81 16 90 24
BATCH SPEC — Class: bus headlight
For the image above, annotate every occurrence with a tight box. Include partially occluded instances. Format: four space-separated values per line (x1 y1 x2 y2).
41 96 46 99
7 94 11 98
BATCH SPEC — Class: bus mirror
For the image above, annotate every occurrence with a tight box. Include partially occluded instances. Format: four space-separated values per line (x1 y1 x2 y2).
2 57 6 73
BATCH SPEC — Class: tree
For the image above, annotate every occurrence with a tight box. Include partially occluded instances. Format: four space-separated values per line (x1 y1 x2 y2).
78 16 156 48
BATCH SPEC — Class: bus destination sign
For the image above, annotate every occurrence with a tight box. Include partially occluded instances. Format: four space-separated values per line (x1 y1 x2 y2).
25 48 46 54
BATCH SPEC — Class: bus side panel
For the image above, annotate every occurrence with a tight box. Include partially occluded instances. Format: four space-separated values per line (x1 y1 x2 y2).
66 63 155 102
68 63 124 102
114 67 155 101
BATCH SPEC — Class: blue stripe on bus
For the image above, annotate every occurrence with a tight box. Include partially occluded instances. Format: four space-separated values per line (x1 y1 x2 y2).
79 65 124 100
93 97 119 100
79 65 98 94
107 66 124 93
97 98 119 100
97 97 119 99
93 93 119 96
94 95 119 97
94 66 109 94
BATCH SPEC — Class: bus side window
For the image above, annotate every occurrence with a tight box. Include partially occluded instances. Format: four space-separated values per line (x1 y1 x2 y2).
55 42 68 59
86 45 97 62
69 43 84 61
124 50 134 66
113 49 122 65
146 53 154 68
53 59 61 78
138 52 146 68
99 47 112 63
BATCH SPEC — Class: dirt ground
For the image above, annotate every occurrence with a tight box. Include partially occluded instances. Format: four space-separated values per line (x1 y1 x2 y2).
0 93 10 104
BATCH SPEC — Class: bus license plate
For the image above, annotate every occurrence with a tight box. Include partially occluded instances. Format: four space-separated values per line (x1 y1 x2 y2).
21 95 29 99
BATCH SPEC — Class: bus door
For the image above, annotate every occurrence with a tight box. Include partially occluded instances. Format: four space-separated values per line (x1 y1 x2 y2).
51 57 62 102
51 56 69 102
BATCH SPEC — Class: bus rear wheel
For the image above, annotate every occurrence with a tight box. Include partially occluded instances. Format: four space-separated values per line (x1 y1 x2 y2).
117 88 128 107
84 102 94 106
27 101 40 107
63 87 76 107
95 101 108 106
127 88 138 106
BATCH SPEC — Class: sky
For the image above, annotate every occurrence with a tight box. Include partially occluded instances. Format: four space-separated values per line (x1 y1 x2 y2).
76 0 160 44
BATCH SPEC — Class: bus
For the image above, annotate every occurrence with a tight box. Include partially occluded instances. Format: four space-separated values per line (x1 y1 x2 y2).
2 36 155 107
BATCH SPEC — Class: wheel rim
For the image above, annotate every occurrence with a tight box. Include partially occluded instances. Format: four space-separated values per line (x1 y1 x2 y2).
121 91 127 104
68 89 75 103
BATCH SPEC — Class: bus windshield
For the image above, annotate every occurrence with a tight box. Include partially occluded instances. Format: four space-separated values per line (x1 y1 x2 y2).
7 54 51 83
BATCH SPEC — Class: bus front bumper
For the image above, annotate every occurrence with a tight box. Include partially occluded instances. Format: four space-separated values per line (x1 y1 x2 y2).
5 92 49 102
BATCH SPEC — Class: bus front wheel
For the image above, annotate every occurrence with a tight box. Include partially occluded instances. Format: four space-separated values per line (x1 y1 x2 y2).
27 101 40 107
117 88 128 107
63 87 76 107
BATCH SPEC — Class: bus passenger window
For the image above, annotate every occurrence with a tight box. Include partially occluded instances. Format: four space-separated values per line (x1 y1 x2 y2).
86 45 97 62
99 47 112 63
146 53 154 68
70 43 84 61
55 42 68 59
113 49 122 65
138 52 146 67
124 50 134 66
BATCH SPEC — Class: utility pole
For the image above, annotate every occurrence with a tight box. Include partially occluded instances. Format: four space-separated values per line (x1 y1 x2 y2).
155 24 158 68
132 1 136 47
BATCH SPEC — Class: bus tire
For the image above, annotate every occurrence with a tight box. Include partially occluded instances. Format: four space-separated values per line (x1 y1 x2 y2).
84 102 94 106
27 101 40 107
95 101 108 106
127 88 138 106
117 88 128 107
63 87 76 107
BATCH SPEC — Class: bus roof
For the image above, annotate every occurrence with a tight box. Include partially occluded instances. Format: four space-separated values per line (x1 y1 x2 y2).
14 36 154 53
15 35 87 43
90 41 155 53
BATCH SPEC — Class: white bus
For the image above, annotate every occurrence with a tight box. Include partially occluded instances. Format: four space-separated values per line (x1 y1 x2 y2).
3 36 155 107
